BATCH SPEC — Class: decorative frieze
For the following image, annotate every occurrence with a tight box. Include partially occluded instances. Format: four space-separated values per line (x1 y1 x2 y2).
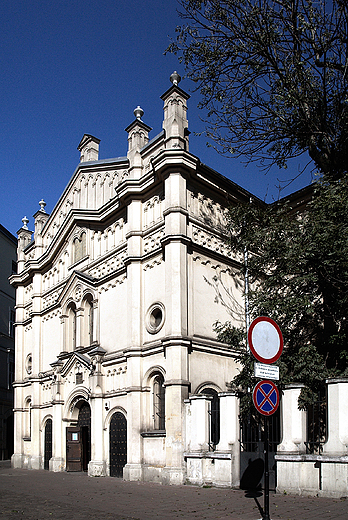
89 249 127 279
105 365 127 393
143 228 165 254
192 226 230 256
188 191 228 230
42 309 61 322
99 275 127 293
24 303 33 320
143 194 163 229
143 258 163 271
24 284 33 304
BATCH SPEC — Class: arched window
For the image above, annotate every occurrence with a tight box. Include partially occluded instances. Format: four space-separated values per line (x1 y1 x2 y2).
73 232 86 264
67 303 77 350
201 388 220 448
24 398 32 440
82 294 94 347
153 374 165 430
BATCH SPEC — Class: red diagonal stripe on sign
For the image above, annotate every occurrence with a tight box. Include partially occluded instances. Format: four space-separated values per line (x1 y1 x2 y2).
258 386 276 410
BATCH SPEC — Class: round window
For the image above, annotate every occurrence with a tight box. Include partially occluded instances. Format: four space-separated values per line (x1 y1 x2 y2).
25 354 32 375
146 303 165 334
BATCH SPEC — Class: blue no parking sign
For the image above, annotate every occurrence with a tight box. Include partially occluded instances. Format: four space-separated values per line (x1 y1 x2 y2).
253 379 279 416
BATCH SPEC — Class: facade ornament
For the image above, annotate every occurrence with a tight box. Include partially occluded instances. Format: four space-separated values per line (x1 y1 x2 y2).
22 216 29 230
39 199 46 212
134 106 144 121
170 71 181 86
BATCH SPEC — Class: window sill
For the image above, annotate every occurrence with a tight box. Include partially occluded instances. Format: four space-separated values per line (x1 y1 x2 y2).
141 431 166 438
23 437 31 442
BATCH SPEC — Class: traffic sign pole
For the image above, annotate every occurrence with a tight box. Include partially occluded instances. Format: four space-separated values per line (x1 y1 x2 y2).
263 416 270 520
249 317 283 520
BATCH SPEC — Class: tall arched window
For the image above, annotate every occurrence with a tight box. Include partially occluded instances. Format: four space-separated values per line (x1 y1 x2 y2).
24 398 32 440
82 294 94 347
201 388 220 448
153 374 165 430
73 232 86 264
67 303 77 350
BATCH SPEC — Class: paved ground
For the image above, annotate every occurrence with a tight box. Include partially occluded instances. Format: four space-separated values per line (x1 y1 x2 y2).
0 461 347 520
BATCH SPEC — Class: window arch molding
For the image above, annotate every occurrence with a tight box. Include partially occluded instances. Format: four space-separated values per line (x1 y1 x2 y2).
40 414 53 432
63 389 90 423
142 365 166 387
103 406 127 431
194 382 222 395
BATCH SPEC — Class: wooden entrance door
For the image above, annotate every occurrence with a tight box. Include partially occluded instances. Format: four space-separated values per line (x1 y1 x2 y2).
109 412 127 477
66 427 82 471
44 419 52 470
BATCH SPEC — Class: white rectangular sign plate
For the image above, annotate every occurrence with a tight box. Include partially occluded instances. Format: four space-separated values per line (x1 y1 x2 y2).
254 362 279 381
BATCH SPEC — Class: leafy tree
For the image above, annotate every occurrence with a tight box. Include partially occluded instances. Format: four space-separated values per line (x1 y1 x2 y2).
169 0 348 412
168 0 348 180
215 175 348 412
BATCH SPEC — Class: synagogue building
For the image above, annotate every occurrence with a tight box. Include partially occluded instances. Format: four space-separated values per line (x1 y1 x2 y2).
10 74 348 497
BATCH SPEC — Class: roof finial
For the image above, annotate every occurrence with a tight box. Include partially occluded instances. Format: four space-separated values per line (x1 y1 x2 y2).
134 106 144 121
170 71 181 86
22 216 29 230
39 199 46 212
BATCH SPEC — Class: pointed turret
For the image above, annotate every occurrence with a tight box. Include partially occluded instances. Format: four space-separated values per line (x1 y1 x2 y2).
161 72 190 151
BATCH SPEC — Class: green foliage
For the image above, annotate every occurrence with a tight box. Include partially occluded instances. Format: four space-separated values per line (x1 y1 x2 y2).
215 174 348 413
168 0 348 179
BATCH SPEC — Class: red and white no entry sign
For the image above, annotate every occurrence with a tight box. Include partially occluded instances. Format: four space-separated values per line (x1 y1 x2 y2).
248 316 283 364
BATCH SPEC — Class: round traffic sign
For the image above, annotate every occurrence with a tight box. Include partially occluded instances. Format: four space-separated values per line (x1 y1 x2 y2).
253 380 280 416
248 317 283 364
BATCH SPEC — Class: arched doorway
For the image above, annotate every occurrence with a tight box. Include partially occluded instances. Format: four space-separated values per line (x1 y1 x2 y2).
66 401 91 472
109 412 127 477
44 419 52 470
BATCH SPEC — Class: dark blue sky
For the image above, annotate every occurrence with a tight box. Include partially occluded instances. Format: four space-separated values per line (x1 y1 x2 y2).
0 0 312 236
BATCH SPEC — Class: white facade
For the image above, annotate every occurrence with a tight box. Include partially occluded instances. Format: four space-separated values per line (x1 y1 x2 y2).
10 74 248 485
10 74 348 497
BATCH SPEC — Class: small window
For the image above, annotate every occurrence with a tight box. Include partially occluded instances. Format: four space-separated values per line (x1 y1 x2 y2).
146 303 165 334
153 374 165 430
9 308 15 338
73 232 87 264
12 260 17 274
85 294 94 346
201 388 220 449
25 354 32 375
67 303 77 350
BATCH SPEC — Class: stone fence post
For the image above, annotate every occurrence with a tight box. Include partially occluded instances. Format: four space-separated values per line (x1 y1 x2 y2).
277 384 306 454
185 394 212 452
323 378 348 455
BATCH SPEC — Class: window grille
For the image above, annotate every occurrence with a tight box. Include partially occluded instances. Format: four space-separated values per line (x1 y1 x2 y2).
153 375 165 430
202 388 220 450
305 387 327 454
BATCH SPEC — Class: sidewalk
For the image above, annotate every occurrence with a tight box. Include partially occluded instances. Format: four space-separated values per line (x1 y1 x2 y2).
0 462 347 520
